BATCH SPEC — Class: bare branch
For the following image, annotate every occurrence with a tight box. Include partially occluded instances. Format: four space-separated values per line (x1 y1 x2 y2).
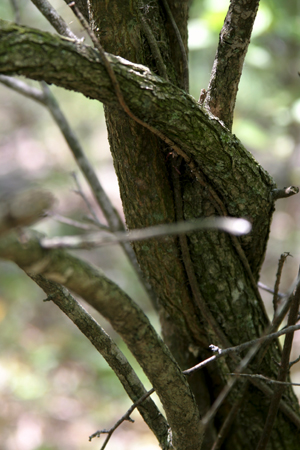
160 0 189 92
0 20 278 277
71 171 101 226
47 212 99 231
205 0 260 130
29 275 170 448
0 231 204 450
273 252 291 312
89 388 156 450
258 281 285 299
31 0 79 41
0 75 45 103
256 279 300 450
271 186 299 201
40 217 251 249
183 323 300 377
231 372 300 387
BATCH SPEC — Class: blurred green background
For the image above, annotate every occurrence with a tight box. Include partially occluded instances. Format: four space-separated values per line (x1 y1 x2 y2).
0 0 300 449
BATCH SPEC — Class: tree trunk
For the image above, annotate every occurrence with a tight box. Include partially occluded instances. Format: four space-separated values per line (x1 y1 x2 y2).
0 0 299 448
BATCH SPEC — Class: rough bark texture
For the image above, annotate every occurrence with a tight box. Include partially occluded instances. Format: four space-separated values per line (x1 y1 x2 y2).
0 0 300 448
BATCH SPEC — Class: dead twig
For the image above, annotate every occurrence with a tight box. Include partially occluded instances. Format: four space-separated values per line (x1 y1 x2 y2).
273 252 291 312
255 276 300 450
89 388 155 450
40 217 251 249
71 172 101 226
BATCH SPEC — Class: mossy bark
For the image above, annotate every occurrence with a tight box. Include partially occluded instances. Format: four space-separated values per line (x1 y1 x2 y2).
0 1 299 448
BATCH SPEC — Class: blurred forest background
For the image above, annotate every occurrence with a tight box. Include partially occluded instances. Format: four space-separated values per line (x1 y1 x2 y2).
0 0 300 449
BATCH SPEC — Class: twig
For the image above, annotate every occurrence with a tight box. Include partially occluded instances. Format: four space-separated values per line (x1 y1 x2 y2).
183 323 300 376
289 354 300 368
29 275 169 448
39 81 157 305
47 213 99 230
0 75 45 103
89 388 155 450
210 381 249 450
271 186 299 201
231 372 300 386
31 0 79 41
255 277 300 450
40 216 251 249
160 0 189 92
138 3 169 80
273 252 291 312
71 172 101 226
258 281 285 299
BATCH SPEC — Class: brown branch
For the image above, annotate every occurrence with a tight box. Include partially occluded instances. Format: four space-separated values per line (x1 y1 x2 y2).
160 0 189 92
255 279 300 450
258 281 285 299
29 275 170 448
205 0 260 130
0 231 204 450
273 252 291 312
31 0 79 41
231 372 300 387
271 186 299 201
89 388 156 450
138 3 169 81
210 381 250 450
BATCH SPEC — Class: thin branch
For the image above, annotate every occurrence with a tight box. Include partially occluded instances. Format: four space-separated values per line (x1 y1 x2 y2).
47 212 99 231
205 0 260 130
0 75 45 103
71 171 101 226
231 372 300 387
183 323 300 377
258 281 285 299
273 252 291 312
138 3 169 81
31 0 79 41
289 354 300 368
0 231 204 450
256 278 300 450
29 275 170 448
39 81 156 303
89 388 156 450
210 381 250 450
160 0 189 92
271 186 299 201
40 217 251 249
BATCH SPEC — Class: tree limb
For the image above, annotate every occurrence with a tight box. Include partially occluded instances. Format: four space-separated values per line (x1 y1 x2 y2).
30 275 171 449
0 19 278 276
0 230 204 450
205 0 260 130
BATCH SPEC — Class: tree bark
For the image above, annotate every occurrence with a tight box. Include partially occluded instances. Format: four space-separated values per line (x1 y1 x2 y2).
0 1 300 448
